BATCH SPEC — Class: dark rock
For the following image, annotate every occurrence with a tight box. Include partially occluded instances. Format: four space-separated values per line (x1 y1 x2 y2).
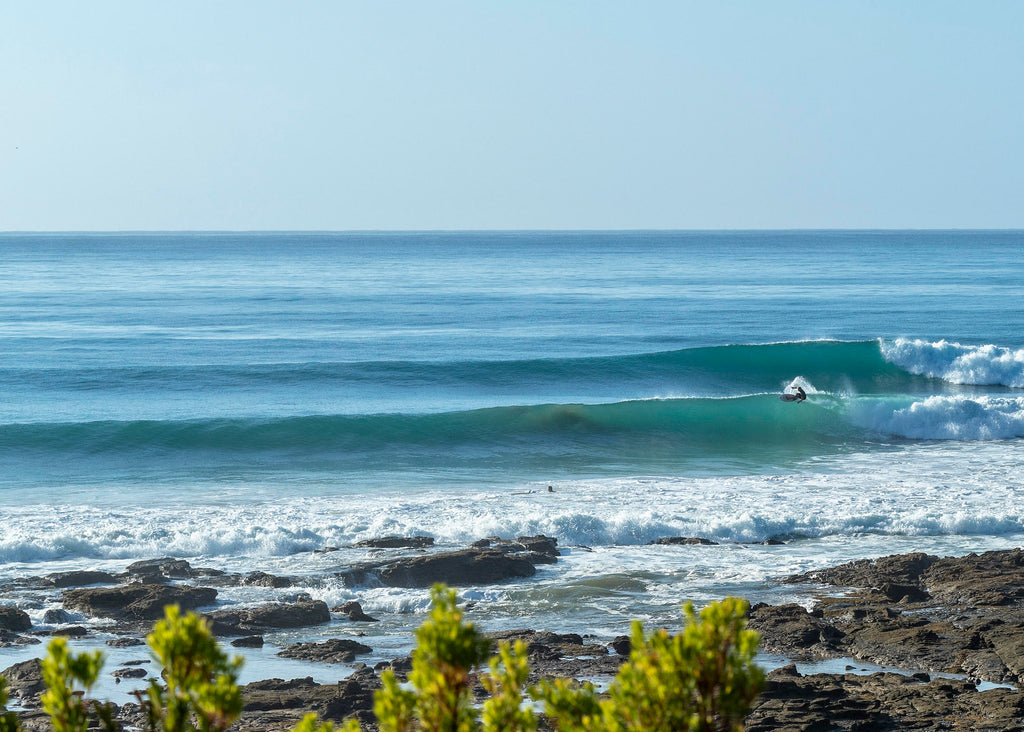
334 601 379 622
205 600 331 635
745 667 1024 732
122 558 224 584
42 609 74 624
610 635 632 656
106 636 145 647
242 571 293 588
785 551 939 588
231 635 265 648
354 536 434 549
880 582 930 603
515 535 559 556
0 606 31 633
747 603 843 657
123 558 198 583
43 625 89 637
278 638 373 663
0 658 45 705
112 667 148 679
44 571 119 588
648 536 719 546
925 548 1024 607
0 631 41 648
485 629 607 663
377 548 537 588
62 584 217 621
239 671 382 729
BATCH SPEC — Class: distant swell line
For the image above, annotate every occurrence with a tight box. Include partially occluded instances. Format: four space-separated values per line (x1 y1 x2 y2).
3 392 1023 458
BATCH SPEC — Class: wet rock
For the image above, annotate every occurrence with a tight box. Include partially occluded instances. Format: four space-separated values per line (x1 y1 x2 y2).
231 635 265 648
242 572 293 589
0 606 31 633
62 584 217 621
879 582 929 603
745 667 1024 732
40 625 89 637
42 609 74 624
0 658 45 706
765 548 1024 686
122 558 224 585
44 570 119 588
925 548 1024 607
205 600 331 636
0 631 41 648
354 536 434 549
610 635 631 656
747 603 843 657
278 638 373 663
784 551 939 589
334 601 379 622
112 667 148 680
239 669 381 729
106 636 145 647
515 535 560 556
647 537 719 546
376 548 537 588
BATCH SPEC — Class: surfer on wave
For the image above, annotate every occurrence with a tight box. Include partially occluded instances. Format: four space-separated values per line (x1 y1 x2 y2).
781 385 806 402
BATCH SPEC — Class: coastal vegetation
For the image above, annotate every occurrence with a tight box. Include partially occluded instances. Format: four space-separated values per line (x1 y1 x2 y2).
0 585 763 732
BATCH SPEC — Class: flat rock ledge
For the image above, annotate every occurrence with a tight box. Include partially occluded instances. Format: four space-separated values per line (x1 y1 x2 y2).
205 601 332 636
62 584 218 621
278 639 374 664
751 548 1024 686
338 535 560 588
746 664 1024 732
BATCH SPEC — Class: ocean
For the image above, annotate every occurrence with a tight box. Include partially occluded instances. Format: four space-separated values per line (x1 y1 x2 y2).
2 230 1023 694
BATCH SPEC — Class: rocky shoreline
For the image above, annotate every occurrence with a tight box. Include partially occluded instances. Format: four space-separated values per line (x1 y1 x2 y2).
3 537 1024 730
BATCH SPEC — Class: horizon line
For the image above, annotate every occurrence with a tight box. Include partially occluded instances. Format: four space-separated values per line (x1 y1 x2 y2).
2 227 1022 235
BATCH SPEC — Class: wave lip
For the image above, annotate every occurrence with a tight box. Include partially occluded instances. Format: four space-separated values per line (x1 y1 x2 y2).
852 395 1024 440
881 338 1024 388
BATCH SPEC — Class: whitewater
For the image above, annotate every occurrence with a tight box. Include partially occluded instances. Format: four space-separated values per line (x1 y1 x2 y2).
1 230 1023 694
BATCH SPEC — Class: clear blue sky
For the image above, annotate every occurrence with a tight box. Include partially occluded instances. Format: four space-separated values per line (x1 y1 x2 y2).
1 2 1021 230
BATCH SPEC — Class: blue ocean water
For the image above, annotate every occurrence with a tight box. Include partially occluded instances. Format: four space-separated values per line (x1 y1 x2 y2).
1 230 1024 691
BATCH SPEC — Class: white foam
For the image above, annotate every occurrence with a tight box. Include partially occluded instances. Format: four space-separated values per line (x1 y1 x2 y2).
3 441 1024 579
851 395 1024 440
881 338 1024 387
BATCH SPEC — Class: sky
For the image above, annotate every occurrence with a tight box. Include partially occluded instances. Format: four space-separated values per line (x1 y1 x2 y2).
1 1 1022 231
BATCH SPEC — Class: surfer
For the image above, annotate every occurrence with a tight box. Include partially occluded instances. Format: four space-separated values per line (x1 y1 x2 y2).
781 385 806 402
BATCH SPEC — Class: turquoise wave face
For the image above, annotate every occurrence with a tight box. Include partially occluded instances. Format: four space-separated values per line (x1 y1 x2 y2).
0 339 1007 424
1 339 1022 486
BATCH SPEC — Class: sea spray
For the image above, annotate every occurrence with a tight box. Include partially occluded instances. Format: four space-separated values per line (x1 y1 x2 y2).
881 338 1024 388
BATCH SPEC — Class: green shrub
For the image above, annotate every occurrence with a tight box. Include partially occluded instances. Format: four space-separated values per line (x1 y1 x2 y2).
376 585 762 732
0 678 22 732
533 597 764 732
40 637 114 732
16 589 762 732
375 585 494 732
136 605 244 732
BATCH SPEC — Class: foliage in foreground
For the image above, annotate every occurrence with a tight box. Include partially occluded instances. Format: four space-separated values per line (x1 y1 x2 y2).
533 598 764 732
0 678 22 732
12 586 761 732
374 586 763 732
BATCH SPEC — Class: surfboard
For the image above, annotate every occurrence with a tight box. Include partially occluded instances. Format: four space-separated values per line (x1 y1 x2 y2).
780 393 799 402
